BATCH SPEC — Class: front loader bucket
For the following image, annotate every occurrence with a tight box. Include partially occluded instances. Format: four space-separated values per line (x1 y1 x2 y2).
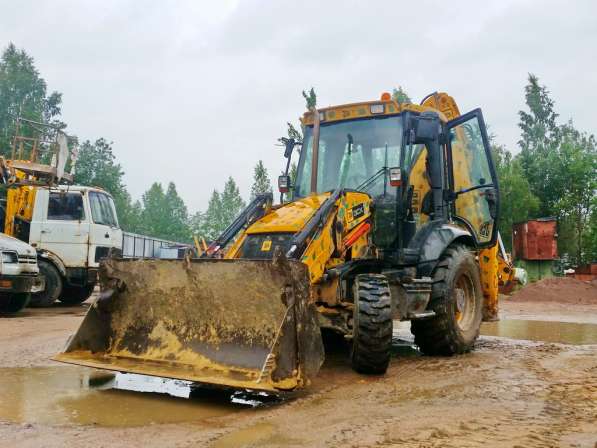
53 257 324 393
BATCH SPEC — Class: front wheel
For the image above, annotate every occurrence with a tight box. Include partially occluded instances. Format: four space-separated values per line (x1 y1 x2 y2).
59 284 95 305
351 274 393 374
411 245 483 355
30 259 63 307
0 293 31 314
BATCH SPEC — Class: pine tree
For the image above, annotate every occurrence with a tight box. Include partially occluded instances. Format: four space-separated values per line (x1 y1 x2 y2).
164 182 190 241
191 178 246 241
250 160 272 200
141 182 168 238
221 177 246 226
140 182 190 241
192 190 223 241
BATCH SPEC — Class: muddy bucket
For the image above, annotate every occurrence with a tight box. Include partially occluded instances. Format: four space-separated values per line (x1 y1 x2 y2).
53 257 324 392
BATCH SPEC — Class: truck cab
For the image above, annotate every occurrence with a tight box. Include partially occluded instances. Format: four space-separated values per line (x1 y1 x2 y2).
24 185 122 306
0 232 44 314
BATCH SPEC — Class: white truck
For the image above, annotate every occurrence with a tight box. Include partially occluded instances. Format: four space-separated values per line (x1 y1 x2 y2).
21 185 123 307
1 119 123 308
0 232 45 314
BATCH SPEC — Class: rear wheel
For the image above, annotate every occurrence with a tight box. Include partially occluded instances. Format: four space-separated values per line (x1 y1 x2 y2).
0 293 31 314
411 245 483 355
59 284 95 305
30 259 63 307
351 274 393 374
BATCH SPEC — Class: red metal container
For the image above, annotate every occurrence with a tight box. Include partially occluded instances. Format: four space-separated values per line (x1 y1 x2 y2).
512 218 558 260
568 263 597 281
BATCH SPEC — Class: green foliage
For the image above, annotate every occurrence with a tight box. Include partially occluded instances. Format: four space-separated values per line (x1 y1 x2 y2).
585 206 597 262
302 87 317 110
286 122 303 143
517 73 561 216
289 162 298 186
140 183 166 236
549 124 596 262
392 86 411 104
0 43 63 156
164 182 190 241
73 138 142 233
250 160 272 200
140 182 190 242
190 177 246 241
221 176 246 224
516 73 597 263
490 143 540 251
74 138 124 192
191 190 223 240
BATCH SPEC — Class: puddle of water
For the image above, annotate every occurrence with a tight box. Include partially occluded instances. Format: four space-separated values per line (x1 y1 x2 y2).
481 320 597 345
0 366 248 427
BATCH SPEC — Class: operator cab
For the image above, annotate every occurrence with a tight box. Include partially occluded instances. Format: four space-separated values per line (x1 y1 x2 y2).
284 93 499 262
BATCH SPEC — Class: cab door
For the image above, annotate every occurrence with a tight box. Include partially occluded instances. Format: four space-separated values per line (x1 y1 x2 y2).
87 190 122 267
38 190 91 267
447 109 499 248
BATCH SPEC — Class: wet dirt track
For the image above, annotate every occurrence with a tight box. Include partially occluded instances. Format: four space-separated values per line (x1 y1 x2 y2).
1 294 596 447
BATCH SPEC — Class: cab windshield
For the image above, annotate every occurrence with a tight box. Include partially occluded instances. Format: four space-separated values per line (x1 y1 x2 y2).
294 115 404 197
89 191 119 228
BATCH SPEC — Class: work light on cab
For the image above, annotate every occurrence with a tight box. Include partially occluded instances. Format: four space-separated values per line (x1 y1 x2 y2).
370 104 385 114
278 175 291 193
389 167 402 187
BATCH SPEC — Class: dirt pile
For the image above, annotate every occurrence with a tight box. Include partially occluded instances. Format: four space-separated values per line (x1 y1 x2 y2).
510 277 597 304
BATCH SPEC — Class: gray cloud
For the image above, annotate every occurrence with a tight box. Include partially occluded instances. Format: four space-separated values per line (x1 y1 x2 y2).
1 0 595 212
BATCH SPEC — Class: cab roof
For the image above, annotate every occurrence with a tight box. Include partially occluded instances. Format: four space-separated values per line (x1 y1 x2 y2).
301 98 448 126
44 184 112 196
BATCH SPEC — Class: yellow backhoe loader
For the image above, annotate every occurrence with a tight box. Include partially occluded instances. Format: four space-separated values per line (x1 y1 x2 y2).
55 92 510 392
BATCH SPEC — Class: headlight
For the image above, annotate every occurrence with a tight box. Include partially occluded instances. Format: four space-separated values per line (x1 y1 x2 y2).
1 251 18 263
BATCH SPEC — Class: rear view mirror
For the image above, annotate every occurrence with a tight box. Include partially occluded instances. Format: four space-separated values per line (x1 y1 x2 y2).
282 138 296 159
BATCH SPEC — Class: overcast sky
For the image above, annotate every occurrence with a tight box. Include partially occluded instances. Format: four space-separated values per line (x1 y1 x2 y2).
1 0 595 213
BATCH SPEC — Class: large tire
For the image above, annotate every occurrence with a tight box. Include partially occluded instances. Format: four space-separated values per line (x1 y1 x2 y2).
0 293 31 314
30 259 63 307
59 284 95 305
351 274 393 374
411 244 483 355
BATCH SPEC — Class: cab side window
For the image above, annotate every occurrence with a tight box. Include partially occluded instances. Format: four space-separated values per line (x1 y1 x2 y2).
48 192 85 221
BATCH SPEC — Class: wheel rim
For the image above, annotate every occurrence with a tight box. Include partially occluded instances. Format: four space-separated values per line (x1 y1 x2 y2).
454 272 477 331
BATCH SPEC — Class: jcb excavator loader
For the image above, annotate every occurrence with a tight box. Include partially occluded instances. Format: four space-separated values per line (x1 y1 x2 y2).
55 92 503 392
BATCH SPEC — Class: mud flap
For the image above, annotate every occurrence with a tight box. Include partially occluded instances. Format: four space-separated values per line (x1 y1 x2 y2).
53 257 324 393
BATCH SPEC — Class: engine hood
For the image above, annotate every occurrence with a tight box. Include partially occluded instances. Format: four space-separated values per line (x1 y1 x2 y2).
0 232 37 256
246 193 330 234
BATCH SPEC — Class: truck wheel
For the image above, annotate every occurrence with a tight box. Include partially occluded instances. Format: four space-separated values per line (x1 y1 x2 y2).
351 274 393 374
0 293 31 314
59 284 95 305
411 245 483 355
30 259 63 307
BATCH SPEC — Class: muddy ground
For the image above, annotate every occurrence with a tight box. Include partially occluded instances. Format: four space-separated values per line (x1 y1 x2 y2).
1 284 596 448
